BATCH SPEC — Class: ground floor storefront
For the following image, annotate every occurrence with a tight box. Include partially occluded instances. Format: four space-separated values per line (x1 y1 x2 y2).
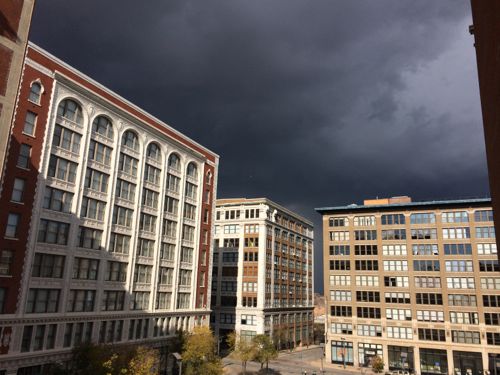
327 340 499 374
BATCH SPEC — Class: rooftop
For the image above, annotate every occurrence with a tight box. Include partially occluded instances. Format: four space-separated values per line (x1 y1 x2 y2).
216 197 313 227
315 197 492 214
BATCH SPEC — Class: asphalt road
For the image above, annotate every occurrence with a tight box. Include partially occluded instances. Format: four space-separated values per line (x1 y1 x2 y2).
223 346 366 375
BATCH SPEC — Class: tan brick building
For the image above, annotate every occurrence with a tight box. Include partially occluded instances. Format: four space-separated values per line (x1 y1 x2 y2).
317 197 500 375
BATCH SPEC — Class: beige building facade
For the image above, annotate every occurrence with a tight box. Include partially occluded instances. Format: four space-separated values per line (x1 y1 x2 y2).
211 198 314 349
317 197 500 375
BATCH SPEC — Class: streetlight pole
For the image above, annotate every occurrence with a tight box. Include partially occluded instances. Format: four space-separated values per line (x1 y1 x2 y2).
341 337 346 369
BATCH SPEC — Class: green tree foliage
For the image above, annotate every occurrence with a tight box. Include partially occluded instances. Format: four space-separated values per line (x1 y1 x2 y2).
372 355 385 373
252 334 278 371
182 326 223 375
54 343 159 375
227 331 257 374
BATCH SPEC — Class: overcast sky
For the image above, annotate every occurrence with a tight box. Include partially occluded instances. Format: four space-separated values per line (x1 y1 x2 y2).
30 1 489 293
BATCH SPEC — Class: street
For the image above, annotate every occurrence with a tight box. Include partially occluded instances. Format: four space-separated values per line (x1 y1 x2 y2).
223 346 368 375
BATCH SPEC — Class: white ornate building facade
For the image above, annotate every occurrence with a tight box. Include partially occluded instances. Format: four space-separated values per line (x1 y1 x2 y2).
0 43 218 374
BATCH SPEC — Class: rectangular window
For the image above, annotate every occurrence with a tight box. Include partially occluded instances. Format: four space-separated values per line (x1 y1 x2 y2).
72 257 99 280
412 244 439 255
48 155 77 183
451 330 480 344
84 168 109 193
80 197 106 221
477 243 497 255
43 186 73 213
118 153 138 177
156 292 172 309
52 124 81 153
330 305 352 317
88 140 112 166
144 164 161 185
476 226 496 238
485 313 500 325
139 213 157 233
23 111 37 135
330 275 351 286
329 217 348 227
449 294 477 307
450 311 479 324
353 215 376 226
442 227 470 239
357 291 380 302
67 289 96 312
474 210 493 222
109 233 131 254
166 173 180 193
443 243 472 255
158 267 173 285
101 291 125 311
383 260 408 271
382 244 406 256
331 323 353 335
0 250 14 276
387 326 413 339
17 144 31 169
26 289 60 313
414 276 441 288
130 291 150 310
357 307 381 319
330 290 352 301
384 292 410 304
37 219 69 245
330 260 350 270
137 238 155 257
357 324 382 337
416 293 443 305
160 243 175 260
356 275 379 286
417 310 444 322
11 178 26 202
164 196 179 215
5 213 20 238
163 219 177 237
418 329 446 341
413 260 440 271
142 188 159 209
410 212 435 224
133 264 152 283
381 229 406 240
384 276 409 287
31 253 65 278
112 205 134 227
329 231 349 241
354 230 377 240
441 211 469 223
115 179 135 201
381 214 405 225
411 228 437 239
185 182 197 199
78 226 103 250
446 277 475 289
105 261 127 282
483 294 500 307
445 260 473 272
354 244 377 255
481 277 500 290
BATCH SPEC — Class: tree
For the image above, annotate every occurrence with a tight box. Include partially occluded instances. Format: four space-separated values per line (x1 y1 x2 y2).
182 325 223 375
227 331 257 374
372 355 384 373
127 346 159 375
252 334 278 372
62 343 158 375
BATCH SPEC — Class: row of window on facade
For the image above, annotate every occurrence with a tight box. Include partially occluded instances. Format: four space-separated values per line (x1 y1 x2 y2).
329 227 495 241
16 313 198 354
329 259 499 272
329 211 494 227
329 243 497 256
330 274 500 289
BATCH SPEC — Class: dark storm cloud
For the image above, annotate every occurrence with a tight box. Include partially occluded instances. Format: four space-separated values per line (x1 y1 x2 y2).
30 1 489 292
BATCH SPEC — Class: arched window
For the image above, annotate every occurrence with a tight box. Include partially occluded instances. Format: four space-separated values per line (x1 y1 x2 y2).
57 99 83 124
92 116 113 139
187 163 198 179
121 130 139 151
206 171 212 185
29 82 42 104
147 143 161 162
168 153 180 171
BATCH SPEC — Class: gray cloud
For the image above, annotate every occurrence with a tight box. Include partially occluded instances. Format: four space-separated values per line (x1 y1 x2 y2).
30 0 488 293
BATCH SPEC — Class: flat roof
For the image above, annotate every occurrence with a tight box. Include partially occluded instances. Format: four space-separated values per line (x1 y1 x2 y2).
315 197 492 214
216 198 313 227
